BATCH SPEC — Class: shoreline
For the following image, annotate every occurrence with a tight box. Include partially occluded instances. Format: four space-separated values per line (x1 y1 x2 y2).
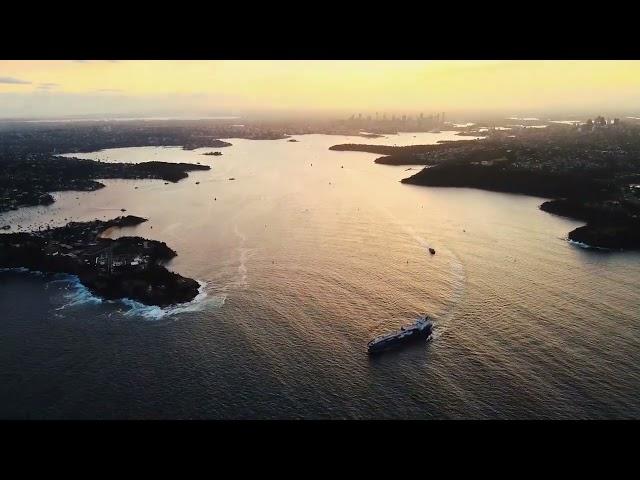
328 127 640 252
0 216 202 307
0 155 211 214
0 268 210 318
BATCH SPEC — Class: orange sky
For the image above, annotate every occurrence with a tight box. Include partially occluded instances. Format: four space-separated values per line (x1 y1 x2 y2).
1 60 639 118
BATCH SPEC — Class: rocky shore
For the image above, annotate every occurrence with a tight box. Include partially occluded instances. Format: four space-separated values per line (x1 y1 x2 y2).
540 198 640 250
0 216 200 306
567 223 640 250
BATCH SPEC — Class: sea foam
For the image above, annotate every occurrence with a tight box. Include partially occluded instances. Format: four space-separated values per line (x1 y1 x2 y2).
567 239 611 251
49 274 220 319
4 267 221 319
120 281 227 320
53 274 104 309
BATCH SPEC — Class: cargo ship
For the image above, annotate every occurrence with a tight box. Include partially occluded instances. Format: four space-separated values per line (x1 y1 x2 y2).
367 316 433 354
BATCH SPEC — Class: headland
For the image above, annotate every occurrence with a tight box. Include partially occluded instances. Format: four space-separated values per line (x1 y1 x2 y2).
0 216 200 306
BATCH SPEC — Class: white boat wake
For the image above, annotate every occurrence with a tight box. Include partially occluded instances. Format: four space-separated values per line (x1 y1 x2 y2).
377 206 468 338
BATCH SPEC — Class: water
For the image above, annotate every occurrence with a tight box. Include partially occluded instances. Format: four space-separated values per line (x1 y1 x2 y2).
2 131 640 419
550 120 582 125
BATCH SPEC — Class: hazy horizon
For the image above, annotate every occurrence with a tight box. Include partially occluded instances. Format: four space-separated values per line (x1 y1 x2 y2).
2 60 640 120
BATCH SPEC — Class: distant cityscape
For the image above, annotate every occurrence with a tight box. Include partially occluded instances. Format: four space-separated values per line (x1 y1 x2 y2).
341 112 446 131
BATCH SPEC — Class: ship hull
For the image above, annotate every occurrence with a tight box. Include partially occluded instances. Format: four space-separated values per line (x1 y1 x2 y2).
367 327 432 355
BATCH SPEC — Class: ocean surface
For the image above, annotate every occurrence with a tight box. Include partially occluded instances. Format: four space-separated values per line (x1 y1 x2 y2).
2 131 640 419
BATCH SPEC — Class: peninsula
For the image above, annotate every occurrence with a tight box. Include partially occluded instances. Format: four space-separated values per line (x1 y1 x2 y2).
0 154 210 213
0 123 216 307
0 216 200 306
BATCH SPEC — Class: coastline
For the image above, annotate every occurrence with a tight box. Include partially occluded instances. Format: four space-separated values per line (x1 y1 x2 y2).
0 268 210 318
0 155 211 214
328 130 640 252
0 216 202 307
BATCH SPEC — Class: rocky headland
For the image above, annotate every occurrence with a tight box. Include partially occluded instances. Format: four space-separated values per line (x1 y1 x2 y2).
0 216 200 306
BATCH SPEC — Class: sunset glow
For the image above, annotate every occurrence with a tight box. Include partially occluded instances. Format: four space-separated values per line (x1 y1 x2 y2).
2 60 640 118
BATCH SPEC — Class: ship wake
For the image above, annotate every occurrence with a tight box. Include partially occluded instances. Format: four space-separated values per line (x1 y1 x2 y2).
377 207 468 338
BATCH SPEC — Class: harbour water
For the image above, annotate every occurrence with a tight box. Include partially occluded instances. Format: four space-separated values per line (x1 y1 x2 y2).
2 131 640 419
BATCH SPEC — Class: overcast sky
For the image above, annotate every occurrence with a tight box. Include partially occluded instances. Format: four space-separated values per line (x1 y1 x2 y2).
1 60 639 119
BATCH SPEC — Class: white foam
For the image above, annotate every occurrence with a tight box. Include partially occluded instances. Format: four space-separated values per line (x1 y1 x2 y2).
430 327 443 341
46 274 218 319
121 280 224 320
4 267 220 319
233 224 247 243
437 251 467 329
222 224 257 291
54 275 104 309
568 239 611 251
233 247 254 288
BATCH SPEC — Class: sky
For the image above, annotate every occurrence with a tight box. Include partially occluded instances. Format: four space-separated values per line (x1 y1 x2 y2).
1 60 640 119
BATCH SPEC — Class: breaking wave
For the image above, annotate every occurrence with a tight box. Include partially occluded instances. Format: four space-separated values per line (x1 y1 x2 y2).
49 275 220 319
52 274 104 309
4 267 222 320
120 281 226 320
568 239 611 251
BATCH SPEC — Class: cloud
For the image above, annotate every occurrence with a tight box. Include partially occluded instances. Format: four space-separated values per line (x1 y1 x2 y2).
0 76 31 85
37 82 60 90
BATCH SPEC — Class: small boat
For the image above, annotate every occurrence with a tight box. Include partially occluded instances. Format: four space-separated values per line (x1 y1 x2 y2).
429 248 436 255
